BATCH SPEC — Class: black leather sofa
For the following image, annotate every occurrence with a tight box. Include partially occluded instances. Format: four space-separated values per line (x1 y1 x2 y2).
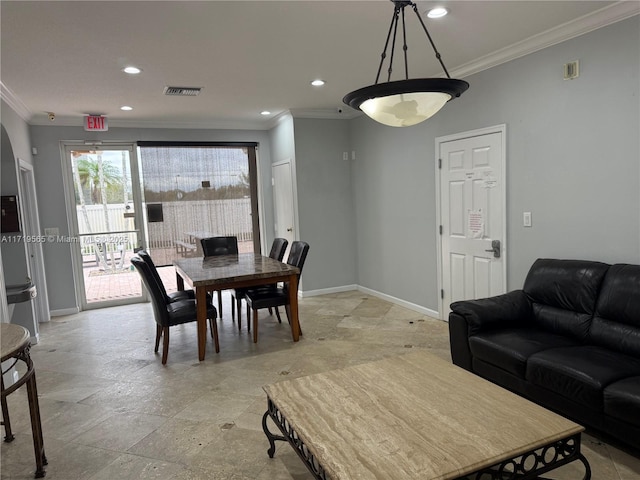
449 258 640 450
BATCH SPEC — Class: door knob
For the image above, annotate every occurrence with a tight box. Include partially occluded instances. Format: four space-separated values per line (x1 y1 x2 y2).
485 240 501 258
287 228 293 232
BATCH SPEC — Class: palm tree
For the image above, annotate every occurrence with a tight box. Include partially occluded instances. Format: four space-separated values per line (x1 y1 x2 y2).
77 157 122 204
74 153 123 270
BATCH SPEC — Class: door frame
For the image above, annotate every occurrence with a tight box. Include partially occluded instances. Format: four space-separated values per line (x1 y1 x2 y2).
60 141 147 310
435 124 507 320
17 158 50 325
272 158 299 246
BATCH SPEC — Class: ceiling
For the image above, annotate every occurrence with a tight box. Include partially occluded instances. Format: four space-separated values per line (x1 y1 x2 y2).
1 1 637 130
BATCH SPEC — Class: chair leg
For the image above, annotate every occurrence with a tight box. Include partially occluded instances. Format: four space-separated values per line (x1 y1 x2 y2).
275 307 282 323
253 310 258 343
161 327 170 365
231 295 236 321
247 304 251 331
268 307 273 315
155 325 162 353
217 291 223 318
209 317 220 353
284 304 302 335
237 298 243 330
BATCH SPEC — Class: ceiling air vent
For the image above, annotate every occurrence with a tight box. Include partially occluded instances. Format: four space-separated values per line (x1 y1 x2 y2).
163 86 202 96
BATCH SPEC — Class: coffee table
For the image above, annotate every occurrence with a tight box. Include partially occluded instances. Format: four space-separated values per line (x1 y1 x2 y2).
262 350 591 479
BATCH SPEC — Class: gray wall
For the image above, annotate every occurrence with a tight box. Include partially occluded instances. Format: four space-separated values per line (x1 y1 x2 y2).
28 125 273 311
350 16 640 311
293 118 357 291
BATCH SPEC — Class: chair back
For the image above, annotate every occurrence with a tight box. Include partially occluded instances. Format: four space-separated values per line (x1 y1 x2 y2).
201 236 239 256
137 250 169 300
131 256 169 326
286 241 310 274
269 238 288 261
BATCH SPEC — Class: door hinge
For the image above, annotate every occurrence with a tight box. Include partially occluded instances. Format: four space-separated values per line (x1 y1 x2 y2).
438 158 442 169
441 289 444 299
439 225 443 235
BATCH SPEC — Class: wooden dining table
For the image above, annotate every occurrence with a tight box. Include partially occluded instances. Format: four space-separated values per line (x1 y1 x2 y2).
174 253 301 360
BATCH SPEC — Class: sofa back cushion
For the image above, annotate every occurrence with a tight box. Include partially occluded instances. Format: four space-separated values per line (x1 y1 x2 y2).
590 264 640 357
523 259 610 341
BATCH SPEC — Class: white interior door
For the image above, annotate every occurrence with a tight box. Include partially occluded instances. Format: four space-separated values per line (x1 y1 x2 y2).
272 160 296 256
437 126 506 318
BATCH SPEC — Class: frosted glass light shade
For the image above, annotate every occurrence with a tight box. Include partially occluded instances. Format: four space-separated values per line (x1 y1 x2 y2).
360 91 451 127
343 78 469 127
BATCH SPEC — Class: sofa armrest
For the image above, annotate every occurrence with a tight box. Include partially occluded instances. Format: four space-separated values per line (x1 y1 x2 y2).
448 290 532 371
450 290 532 335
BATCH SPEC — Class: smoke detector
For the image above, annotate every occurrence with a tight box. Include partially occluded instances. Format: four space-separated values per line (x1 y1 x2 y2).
163 86 202 96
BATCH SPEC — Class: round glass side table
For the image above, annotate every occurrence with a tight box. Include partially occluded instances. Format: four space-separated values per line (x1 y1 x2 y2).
1 323 47 478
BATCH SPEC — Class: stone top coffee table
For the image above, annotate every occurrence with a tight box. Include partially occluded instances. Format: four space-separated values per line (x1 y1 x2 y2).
262 350 590 479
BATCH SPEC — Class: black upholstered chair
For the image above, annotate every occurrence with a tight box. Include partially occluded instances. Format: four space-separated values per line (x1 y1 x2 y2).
245 241 309 343
230 237 288 325
137 249 195 303
200 236 239 317
131 256 218 364
200 236 239 256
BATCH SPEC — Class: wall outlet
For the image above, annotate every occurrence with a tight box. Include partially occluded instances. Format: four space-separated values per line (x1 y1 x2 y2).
44 227 59 236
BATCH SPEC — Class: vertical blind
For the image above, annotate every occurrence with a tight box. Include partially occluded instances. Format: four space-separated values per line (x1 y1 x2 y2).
137 142 258 266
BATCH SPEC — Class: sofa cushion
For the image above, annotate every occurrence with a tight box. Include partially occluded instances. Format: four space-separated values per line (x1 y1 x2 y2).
524 259 610 314
590 264 640 357
469 328 579 378
604 377 640 426
527 346 640 410
523 259 609 341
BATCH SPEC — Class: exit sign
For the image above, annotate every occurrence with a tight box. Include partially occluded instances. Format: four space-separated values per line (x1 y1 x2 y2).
84 115 108 131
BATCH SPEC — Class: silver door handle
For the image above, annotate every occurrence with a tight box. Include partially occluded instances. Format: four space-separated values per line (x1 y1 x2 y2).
485 240 501 258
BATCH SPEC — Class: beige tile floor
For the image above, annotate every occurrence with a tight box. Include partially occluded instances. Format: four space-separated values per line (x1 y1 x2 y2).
2 291 639 479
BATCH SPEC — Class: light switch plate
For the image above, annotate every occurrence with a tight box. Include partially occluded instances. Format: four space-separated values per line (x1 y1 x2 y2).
523 212 532 227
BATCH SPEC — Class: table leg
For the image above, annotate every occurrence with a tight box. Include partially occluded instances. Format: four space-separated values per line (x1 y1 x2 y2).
26 372 47 478
1 376 15 442
196 287 208 361
288 274 300 342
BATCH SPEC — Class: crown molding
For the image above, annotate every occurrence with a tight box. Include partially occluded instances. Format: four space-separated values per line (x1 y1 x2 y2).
0 82 32 122
289 108 360 120
451 1 640 79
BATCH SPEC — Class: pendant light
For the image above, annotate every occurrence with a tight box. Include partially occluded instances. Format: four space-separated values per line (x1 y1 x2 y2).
343 0 469 127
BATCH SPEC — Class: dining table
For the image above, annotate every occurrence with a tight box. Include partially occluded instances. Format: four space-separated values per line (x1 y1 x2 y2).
174 253 301 360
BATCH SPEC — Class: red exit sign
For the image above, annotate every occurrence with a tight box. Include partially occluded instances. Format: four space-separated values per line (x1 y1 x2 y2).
84 115 108 131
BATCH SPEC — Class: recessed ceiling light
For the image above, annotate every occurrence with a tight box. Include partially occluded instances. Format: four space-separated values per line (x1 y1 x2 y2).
427 7 448 18
311 79 325 87
123 66 142 74
261 111 271 116
120 106 133 111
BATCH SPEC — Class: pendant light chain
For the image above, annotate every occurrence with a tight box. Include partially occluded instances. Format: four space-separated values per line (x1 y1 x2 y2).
410 3 451 79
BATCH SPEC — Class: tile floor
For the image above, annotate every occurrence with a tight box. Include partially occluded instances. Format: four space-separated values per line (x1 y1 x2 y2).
2 291 639 479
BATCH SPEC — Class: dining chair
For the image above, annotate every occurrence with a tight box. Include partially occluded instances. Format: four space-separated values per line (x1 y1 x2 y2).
200 236 239 318
131 257 218 364
137 249 196 303
244 241 309 343
230 237 288 326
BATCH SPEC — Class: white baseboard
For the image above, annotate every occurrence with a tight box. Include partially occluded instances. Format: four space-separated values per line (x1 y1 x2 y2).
301 284 442 319
301 284 358 297
50 307 79 317
357 286 442 320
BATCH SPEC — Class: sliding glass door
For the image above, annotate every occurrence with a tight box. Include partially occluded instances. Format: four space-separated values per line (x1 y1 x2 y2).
137 143 261 274
64 144 145 308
